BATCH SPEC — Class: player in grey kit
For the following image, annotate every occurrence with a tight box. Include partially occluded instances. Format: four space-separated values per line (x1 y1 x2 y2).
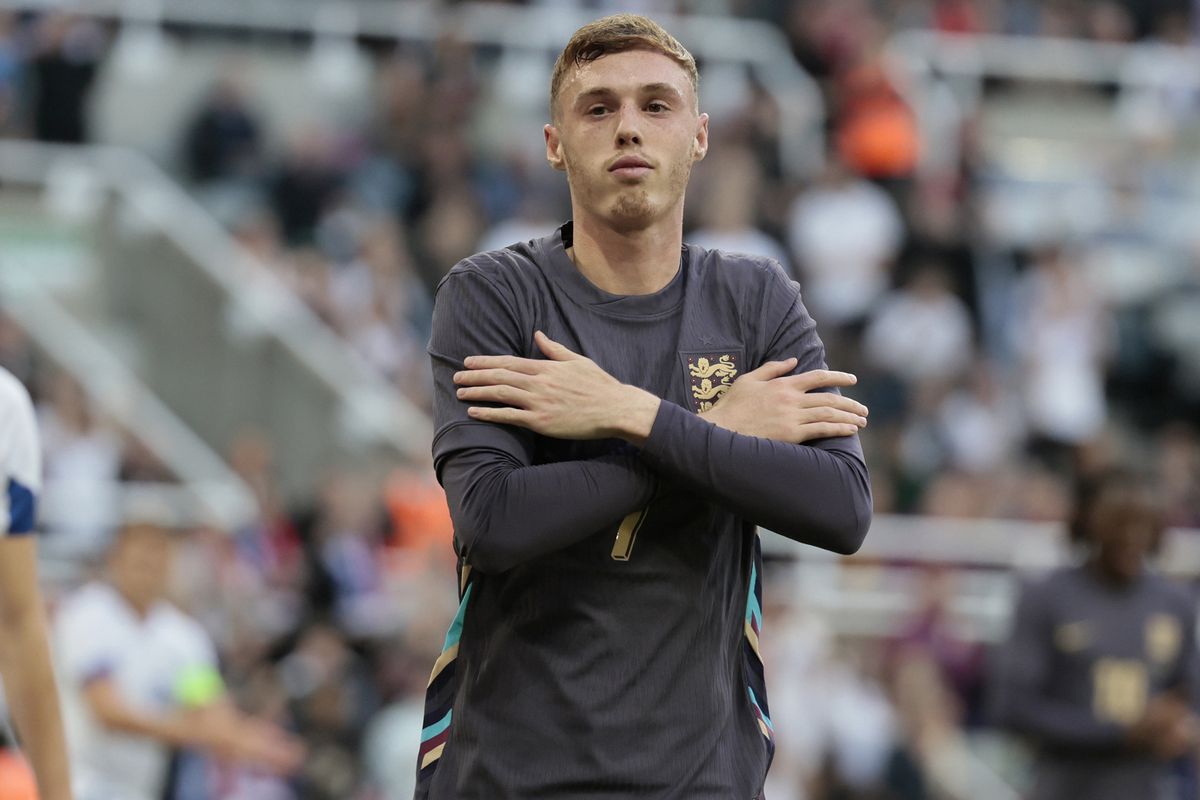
993 470 1200 800
416 14 872 799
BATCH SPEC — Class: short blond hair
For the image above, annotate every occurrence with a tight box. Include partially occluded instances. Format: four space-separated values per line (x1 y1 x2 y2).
550 14 699 120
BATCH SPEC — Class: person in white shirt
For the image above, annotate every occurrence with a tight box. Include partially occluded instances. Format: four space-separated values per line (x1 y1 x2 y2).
787 157 904 327
55 520 304 800
863 264 975 385
0 365 73 800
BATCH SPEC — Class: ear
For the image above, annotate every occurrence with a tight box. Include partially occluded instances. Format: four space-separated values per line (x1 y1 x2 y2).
692 112 709 163
544 124 567 172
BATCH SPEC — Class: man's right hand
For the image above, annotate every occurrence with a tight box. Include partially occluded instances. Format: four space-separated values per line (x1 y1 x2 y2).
700 359 868 444
230 718 307 774
1127 693 1198 760
198 710 306 774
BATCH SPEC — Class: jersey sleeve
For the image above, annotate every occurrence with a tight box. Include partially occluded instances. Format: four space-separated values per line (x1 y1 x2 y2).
428 263 656 573
427 264 536 471
0 374 41 536
1168 592 1200 700
55 591 123 688
638 260 872 553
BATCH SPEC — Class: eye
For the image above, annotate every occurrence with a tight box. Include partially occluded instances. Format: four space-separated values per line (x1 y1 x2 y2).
646 101 670 113
587 105 609 117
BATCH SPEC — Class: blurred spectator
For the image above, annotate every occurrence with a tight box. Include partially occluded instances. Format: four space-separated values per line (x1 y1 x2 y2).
383 463 454 571
687 145 793 273
413 185 485 291
321 215 432 389
182 74 265 186
117 436 174 483
787 156 904 329
291 471 394 638
890 567 985 724
28 13 104 144
54 522 305 800
1155 422 1200 527
863 264 974 386
762 591 909 800
831 51 920 182
932 0 986 34
1088 1 1136 42
1010 247 1112 465
36 371 121 557
275 623 377 799
0 12 21 136
268 129 345 247
935 362 1026 474
0 313 36 385
991 469 1198 800
476 191 565 254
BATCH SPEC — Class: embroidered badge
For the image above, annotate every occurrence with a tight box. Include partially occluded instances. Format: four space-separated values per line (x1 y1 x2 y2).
1054 621 1091 652
686 353 739 413
1146 614 1181 664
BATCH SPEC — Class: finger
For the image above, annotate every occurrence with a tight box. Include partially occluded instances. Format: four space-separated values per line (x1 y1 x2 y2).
796 407 868 428
463 354 545 374
792 422 861 442
457 385 535 406
793 393 870 417
781 369 858 392
742 358 797 381
453 368 535 389
466 406 536 427
534 330 583 362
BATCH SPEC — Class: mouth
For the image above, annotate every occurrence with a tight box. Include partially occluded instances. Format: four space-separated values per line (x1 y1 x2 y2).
608 156 653 179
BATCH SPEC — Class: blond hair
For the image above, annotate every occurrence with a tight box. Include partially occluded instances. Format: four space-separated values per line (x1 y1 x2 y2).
549 14 699 120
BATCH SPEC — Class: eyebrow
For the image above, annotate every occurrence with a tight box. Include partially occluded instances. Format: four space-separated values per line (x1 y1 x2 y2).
573 83 686 107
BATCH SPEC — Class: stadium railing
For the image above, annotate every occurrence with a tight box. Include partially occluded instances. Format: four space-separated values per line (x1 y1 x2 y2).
764 515 1200 643
0 139 432 500
885 30 1200 178
0 279 259 534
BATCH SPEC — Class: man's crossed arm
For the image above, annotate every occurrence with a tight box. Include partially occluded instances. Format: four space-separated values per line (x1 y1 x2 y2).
440 331 871 573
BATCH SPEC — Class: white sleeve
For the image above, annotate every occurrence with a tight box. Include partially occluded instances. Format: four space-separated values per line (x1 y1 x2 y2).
175 616 218 671
0 370 42 536
55 590 122 687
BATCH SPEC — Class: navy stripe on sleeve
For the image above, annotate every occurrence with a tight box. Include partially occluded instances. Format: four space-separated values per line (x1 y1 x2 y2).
7 477 37 534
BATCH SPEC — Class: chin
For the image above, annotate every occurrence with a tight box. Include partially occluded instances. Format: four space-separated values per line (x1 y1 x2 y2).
606 194 658 230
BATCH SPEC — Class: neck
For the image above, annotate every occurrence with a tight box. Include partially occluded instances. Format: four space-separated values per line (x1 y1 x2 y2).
113 582 154 617
567 205 684 296
1087 556 1140 589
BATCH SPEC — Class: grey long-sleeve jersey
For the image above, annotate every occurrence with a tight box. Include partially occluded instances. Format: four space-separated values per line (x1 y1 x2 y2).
992 564 1200 800
415 222 872 799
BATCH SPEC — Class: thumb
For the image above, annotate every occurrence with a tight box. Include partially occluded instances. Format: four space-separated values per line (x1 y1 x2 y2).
534 330 582 361
742 358 797 381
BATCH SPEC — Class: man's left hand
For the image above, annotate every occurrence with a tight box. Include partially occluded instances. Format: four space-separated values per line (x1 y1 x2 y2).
454 331 660 444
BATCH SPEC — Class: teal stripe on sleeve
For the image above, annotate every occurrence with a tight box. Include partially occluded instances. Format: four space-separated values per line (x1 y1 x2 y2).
422 710 452 742
745 562 762 626
442 583 474 651
747 686 774 731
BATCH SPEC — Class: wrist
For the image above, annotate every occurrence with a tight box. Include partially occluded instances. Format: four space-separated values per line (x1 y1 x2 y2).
610 385 661 445
699 403 726 429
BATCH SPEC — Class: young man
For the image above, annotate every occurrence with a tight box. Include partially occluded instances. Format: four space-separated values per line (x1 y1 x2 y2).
992 470 1200 800
0 366 72 800
54 521 305 800
418 14 872 798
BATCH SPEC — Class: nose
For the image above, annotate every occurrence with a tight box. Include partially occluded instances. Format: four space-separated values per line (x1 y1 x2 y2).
615 103 642 147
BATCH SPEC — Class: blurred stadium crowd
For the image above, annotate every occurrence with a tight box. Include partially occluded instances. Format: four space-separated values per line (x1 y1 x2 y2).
2 0 1200 798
